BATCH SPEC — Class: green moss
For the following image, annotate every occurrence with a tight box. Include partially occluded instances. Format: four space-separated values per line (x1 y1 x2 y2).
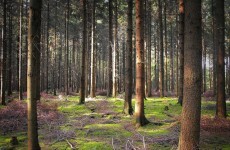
79 141 112 150
58 103 91 116
84 123 132 138
137 123 169 136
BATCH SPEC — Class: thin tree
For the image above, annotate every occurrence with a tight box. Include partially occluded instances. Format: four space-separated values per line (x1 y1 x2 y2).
1 0 7 105
27 0 42 149
178 0 184 105
134 0 149 127
178 0 202 149
80 0 87 104
215 0 226 118
18 0 23 100
90 0 96 98
124 0 133 115
158 0 164 97
107 0 113 97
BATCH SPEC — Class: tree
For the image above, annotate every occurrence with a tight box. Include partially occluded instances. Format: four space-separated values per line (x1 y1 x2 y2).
134 0 149 127
215 0 226 118
158 0 164 97
178 0 184 105
1 0 7 105
90 0 96 98
18 0 23 100
80 0 87 104
178 0 202 149
27 0 42 149
124 0 133 115
107 0 113 97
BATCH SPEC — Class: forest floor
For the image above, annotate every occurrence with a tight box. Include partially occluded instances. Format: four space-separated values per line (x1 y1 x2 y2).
0 93 230 150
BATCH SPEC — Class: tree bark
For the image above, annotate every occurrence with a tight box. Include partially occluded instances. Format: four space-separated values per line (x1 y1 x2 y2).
90 0 96 98
1 0 7 105
124 0 133 115
134 0 149 127
107 0 113 97
178 0 202 149
158 0 164 97
80 0 87 104
27 0 42 149
178 0 184 105
19 0 23 100
215 0 226 118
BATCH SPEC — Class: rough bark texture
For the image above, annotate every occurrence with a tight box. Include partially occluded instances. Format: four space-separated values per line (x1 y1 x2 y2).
135 0 149 127
158 0 164 97
178 0 184 105
80 0 86 104
27 0 42 149
215 0 226 118
178 0 202 149
124 0 133 115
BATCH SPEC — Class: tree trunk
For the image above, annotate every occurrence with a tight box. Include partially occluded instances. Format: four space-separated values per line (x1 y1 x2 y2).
178 0 202 149
124 0 133 115
46 0 50 93
27 0 42 149
215 0 226 118
158 0 164 97
1 0 7 105
80 0 87 104
107 0 113 97
19 0 23 100
164 0 168 93
178 0 184 105
146 1 152 97
90 0 96 98
134 0 149 127
7 4 12 96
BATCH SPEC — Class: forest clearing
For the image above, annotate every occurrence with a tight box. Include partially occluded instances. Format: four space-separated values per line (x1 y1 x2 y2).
0 93 230 149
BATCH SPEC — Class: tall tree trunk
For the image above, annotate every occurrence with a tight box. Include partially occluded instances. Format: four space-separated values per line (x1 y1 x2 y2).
124 0 133 115
158 0 164 97
27 0 42 149
65 0 70 95
1 0 7 105
19 0 23 100
164 0 168 93
215 0 226 118
135 0 149 127
146 1 152 97
80 0 87 104
90 0 96 98
46 0 49 93
107 0 113 97
178 0 184 105
112 0 118 97
7 4 12 96
170 23 174 92
212 0 217 96
178 0 202 149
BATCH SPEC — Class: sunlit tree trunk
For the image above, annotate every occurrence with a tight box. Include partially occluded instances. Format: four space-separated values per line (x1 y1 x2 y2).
135 0 149 127
90 0 96 98
124 0 133 115
27 0 42 149
178 0 202 149
215 0 226 118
